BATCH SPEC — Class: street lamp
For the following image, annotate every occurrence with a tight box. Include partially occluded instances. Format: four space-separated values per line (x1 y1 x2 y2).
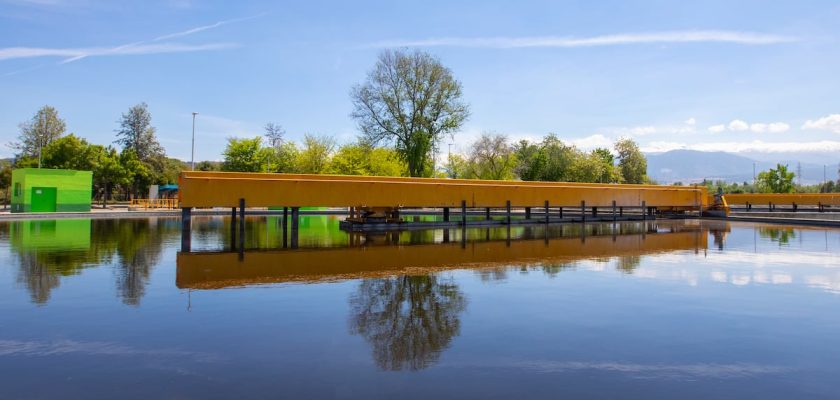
448 143 453 178
191 112 198 170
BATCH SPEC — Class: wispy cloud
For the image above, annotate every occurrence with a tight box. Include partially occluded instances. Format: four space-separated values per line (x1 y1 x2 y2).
367 30 797 49
0 13 262 65
154 13 265 41
0 43 238 62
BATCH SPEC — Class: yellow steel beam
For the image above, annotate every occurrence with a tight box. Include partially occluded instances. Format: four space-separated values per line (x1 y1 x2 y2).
179 171 708 209
723 193 840 206
176 229 706 289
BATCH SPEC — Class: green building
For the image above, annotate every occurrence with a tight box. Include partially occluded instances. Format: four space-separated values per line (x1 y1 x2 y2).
11 168 93 213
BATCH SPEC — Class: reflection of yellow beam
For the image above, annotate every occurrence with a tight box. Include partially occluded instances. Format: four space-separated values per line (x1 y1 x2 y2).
724 193 840 206
179 171 708 209
176 230 707 289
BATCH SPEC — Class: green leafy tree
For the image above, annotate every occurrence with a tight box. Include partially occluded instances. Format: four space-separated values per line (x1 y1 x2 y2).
0 161 12 208
272 141 300 173
614 138 647 184
41 134 98 170
351 49 470 177
120 149 155 197
444 153 468 179
196 161 221 171
539 134 577 182
93 147 129 206
222 137 273 172
14 105 66 165
329 143 406 176
757 163 795 193
513 140 546 181
295 134 335 174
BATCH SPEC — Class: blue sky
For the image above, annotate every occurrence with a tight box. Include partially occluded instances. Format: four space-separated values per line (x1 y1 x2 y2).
2 0 840 165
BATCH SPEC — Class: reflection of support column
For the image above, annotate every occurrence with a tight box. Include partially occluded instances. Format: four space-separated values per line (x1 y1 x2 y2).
443 228 450 243
290 207 300 249
181 207 191 252
506 225 511 247
238 199 245 251
461 225 467 249
612 200 617 222
230 207 237 251
506 201 511 225
282 207 288 249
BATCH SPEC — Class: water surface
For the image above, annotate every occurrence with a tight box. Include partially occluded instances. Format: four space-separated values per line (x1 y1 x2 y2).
2 217 839 399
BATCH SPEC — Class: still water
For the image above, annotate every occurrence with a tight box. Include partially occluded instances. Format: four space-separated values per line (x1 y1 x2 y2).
1 216 840 399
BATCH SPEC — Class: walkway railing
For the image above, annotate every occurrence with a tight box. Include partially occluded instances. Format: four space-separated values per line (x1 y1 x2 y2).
130 198 180 209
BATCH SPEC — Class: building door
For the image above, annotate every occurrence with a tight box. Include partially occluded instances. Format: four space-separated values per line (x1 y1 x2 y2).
31 187 57 212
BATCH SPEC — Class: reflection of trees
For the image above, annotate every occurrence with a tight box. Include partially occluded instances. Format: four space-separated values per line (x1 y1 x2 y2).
616 256 641 274
349 275 466 371
108 219 175 306
10 218 176 306
15 253 61 304
759 227 795 246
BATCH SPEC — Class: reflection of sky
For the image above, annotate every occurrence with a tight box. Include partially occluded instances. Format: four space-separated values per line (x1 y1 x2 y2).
583 226 840 295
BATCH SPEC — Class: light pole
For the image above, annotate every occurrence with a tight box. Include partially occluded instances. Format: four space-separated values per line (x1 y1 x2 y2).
191 112 198 170
448 143 453 178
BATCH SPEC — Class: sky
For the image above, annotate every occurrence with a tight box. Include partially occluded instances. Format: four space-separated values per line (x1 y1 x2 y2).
2 0 840 166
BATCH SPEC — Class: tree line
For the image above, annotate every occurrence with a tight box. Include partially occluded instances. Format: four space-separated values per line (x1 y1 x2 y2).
1 103 181 205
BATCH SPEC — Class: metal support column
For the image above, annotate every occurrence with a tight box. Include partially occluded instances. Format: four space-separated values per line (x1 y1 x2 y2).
525 207 531 220
612 200 617 222
581 201 586 223
290 207 300 248
506 201 512 225
642 201 646 221
485 207 491 221
544 200 550 224
461 200 467 226
443 207 450 222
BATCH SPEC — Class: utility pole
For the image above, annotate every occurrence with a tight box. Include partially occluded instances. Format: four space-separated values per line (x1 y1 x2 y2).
797 162 802 187
191 112 198 171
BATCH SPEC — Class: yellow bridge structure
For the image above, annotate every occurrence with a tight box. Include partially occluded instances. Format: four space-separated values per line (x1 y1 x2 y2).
179 171 709 210
177 171 713 249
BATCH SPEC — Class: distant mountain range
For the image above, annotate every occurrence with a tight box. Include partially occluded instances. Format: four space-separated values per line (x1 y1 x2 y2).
646 150 838 185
